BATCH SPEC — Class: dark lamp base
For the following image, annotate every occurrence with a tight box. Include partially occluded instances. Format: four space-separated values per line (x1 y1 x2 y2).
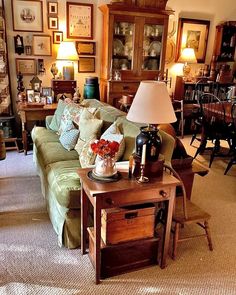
136 126 161 161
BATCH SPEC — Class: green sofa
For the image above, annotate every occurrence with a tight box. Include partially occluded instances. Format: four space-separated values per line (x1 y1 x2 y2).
31 99 175 249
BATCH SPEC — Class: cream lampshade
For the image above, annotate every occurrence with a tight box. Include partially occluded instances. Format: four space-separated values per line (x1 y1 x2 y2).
178 47 197 81
56 41 78 80
127 81 176 161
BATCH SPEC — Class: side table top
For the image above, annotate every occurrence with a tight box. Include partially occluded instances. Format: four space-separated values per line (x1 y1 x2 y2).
77 167 180 197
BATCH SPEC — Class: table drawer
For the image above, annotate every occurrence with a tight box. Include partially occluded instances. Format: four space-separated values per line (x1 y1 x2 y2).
102 187 171 208
110 82 139 93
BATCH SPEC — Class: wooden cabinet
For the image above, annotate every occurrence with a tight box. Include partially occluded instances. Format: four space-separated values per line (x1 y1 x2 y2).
213 22 236 62
99 3 171 105
51 80 76 100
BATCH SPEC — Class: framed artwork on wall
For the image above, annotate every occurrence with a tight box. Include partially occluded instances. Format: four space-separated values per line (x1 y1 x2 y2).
66 2 93 39
33 35 52 56
48 2 58 15
11 0 43 32
53 31 63 44
76 41 96 55
48 16 58 29
176 18 210 63
15 58 36 75
78 57 95 73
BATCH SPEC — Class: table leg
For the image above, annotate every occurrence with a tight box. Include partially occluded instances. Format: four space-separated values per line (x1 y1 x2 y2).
160 189 175 269
21 122 27 155
94 200 101 284
81 185 88 255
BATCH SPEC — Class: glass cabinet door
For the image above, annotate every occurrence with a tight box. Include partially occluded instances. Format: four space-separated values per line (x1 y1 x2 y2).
142 23 164 71
112 21 134 73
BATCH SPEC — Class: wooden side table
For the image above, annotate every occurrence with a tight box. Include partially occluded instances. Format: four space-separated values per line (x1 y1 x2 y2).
51 79 76 100
17 103 57 155
78 167 180 284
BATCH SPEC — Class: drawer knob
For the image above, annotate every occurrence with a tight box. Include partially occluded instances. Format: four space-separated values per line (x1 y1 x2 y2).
160 190 167 198
123 86 130 90
106 198 114 205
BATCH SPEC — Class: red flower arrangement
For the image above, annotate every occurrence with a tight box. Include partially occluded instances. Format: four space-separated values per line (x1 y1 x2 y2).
91 139 120 159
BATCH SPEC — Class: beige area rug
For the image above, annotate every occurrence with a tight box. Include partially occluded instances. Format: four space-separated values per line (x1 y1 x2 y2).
0 139 236 295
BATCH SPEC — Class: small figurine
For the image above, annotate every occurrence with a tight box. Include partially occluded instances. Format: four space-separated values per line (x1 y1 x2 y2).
50 63 58 79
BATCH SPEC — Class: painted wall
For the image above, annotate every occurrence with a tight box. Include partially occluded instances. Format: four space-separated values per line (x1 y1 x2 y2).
4 0 236 117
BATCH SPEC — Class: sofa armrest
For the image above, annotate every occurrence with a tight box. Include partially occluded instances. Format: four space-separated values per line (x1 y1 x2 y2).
46 115 53 129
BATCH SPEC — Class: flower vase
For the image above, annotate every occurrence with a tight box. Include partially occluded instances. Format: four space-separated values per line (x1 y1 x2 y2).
94 157 117 177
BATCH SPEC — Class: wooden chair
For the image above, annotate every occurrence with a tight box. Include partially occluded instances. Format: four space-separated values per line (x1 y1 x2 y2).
224 102 236 175
172 99 184 138
193 93 230 167
164 164 213 260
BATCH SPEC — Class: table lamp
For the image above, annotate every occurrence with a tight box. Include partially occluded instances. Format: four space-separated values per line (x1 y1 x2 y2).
178 47 197 81
127 81 177 162
56 41 78 80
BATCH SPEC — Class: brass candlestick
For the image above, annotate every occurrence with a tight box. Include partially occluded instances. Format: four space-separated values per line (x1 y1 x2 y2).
136 164 149 183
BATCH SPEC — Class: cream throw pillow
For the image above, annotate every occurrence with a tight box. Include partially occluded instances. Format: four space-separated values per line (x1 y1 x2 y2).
95 122 125 163
75 117 103 167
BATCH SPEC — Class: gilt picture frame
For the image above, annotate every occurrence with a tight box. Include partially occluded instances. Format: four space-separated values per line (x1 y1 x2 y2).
12 0 43 32
66 2 93 39
176 18 210 63
33 35 52 56
15 58 36 75
78 57 95 73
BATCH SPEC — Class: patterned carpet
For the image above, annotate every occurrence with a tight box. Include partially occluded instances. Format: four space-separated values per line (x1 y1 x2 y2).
0 138 236 295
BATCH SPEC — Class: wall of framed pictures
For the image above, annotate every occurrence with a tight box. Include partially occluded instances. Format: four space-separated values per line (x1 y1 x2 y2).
0 0 12 116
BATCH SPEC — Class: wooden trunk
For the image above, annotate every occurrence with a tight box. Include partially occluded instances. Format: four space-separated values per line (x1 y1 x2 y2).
88 227 159 279
101 203 155 245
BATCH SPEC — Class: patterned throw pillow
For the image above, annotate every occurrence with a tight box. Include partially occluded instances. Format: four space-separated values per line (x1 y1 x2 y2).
49 99 67 132
74 118 103 167
95 122 125 163
59 104 97 135
59 122 80 151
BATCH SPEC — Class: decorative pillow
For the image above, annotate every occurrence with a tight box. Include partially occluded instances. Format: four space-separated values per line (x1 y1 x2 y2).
58 104 96 135
75 118 103 154
59 122 80 151
49 99 67 132
79 139 97 168
95 122 125 163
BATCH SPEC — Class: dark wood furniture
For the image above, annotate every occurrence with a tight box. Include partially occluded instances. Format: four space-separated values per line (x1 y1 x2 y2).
51 80 76 100
213 22 236 62
17 103 57 155
99 3 171 105
78 167 180 284
174 76 234 133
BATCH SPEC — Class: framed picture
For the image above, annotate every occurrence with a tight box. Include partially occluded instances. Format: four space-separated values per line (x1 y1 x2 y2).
15 58 36 75
11 0 43 32
48 16 58 29
33 35 52 56
176 18 210 63
53 31 63 44
78 57 95 73
48 2 58 15
30 76 42 92
66 2 93 39
76 41 96 55
42 87 52 97
26 89 35 102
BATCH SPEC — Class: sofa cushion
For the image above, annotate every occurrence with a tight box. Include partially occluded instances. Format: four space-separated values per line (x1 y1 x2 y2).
115 116 143 161
37 141 79 168
46 160 82 208
96 122 125 162
79 140 97 168
49 99 67 132
31 126 59 148
59 123 80 151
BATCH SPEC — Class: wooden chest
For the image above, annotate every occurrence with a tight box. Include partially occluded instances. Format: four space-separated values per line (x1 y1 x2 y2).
88 227 159 279
101 203 155 245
